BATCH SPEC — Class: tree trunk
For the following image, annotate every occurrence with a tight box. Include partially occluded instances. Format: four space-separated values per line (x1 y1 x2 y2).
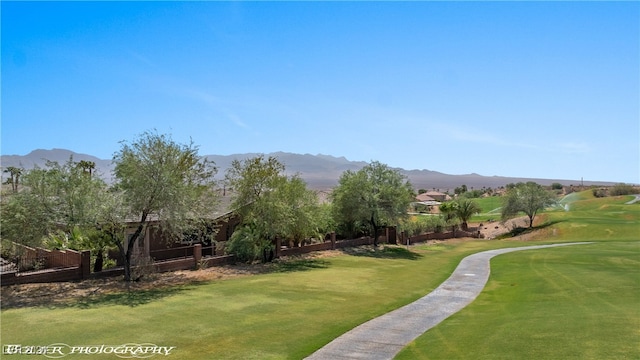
123 247 132 282
123 216 147 282
262 247 274 263
370 214 379 247
93 248 104 272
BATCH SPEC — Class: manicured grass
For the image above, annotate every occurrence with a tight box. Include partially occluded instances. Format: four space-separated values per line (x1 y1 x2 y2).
396 241 640 360
472 196 503 214
542 194 640 242
470 196 503 222
396 192 640 359
0 242 516 359
2 191 638 359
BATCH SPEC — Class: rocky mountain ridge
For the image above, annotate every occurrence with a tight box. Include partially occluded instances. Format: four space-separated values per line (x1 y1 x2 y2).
1 149 613 190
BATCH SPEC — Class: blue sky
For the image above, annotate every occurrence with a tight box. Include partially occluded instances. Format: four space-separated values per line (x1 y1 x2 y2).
2 1 638 184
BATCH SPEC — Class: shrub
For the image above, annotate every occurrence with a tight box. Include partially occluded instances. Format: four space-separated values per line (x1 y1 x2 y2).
592 188 607 198
610 183 636 196
226 226 260 263
551 183 563 190
400 216 446 236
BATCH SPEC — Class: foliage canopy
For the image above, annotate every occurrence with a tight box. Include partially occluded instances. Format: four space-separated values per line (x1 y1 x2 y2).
501 182 556 227
331 161 414 245
113 130 217 280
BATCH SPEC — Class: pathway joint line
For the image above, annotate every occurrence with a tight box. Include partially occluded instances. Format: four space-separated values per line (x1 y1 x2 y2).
305 242 593 360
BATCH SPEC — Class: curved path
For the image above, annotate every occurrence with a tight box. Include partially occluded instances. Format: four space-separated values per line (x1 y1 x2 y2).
625 194 640 205
306 242 593 360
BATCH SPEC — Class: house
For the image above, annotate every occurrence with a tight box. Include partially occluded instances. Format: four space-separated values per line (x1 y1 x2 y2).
113 195 242 265
413 191 454 214
415 191 451 205
415 193 439 205
423 191 451 202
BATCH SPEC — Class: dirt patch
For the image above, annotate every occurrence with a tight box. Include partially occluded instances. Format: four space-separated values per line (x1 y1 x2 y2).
477 216 530 239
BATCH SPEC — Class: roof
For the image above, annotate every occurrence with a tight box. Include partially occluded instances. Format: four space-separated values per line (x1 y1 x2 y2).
416 193 436 202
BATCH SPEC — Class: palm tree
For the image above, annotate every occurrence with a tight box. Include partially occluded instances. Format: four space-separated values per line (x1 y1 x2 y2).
439 201 459 235
454 198 482 230
77 160 96 177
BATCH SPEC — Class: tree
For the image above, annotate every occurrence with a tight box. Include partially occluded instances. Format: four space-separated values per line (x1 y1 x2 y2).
331 161 415 246
438 201 459 235
278 176 324 246
1 158 106 247
225 155 322 261
113 131 217 281
454 184 467 195
501 182 556 228
454 198 482 230
3 166 23 192
551 182 563 190
1 158 118 272
91 187 130 272
225 155 285 213
225 155 285 262
1 181 54 247
77 160 96 177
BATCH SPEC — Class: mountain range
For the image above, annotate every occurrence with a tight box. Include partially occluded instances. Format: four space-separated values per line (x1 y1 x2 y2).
0 149 614 191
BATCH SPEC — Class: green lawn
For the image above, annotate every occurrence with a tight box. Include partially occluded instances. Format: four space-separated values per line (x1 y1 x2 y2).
1 192 638 359
396 193 640 359
470 196 503 222
396 241 640 360
0 242 515 359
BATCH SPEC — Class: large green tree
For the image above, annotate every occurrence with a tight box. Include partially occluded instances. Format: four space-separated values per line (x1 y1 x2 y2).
1 158 106 247
331 161 414 246
1 174 55 247
276 176 324 247
225 155 322 262
113 131 217 281
501 182 556 228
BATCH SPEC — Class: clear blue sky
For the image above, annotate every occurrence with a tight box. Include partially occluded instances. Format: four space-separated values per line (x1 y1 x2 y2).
2 1 638 183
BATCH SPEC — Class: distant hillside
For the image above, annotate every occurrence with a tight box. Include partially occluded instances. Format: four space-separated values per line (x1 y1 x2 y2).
1 149 116 182
1 149 614 190
204 152 369 189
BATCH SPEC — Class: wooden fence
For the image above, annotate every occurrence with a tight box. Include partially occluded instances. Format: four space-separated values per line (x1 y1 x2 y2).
1 243 91 286
2 227 480 286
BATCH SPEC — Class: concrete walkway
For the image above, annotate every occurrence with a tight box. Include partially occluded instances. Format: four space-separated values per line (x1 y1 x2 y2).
625 194 640 205
305 242 593 360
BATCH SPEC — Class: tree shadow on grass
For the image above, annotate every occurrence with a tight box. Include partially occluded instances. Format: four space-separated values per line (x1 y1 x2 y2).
340 245 423 260
0 274 207 310
269 258 331 273
70 284 200 309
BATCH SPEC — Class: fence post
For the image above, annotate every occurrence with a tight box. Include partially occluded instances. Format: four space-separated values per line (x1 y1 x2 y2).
275 237 282 258
330 232 336 250
80 251 91 279
193 244 202 264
